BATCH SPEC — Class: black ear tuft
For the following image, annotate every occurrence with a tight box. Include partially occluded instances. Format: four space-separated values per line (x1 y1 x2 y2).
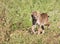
31 14 33 16
48 16 49 17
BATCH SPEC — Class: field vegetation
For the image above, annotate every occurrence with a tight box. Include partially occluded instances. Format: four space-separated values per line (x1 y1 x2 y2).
0 0 60 44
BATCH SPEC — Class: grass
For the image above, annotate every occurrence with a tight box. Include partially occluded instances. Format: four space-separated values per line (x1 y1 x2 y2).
0 0 60 44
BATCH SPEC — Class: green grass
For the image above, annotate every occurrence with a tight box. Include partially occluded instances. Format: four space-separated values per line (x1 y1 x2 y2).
0 0 60 44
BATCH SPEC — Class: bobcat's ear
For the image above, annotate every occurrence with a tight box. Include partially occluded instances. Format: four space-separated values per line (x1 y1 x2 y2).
31 12 33 17
31 14 33 17
48 16 49 17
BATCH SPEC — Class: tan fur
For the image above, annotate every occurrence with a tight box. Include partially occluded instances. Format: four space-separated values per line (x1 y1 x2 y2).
31 11 50 34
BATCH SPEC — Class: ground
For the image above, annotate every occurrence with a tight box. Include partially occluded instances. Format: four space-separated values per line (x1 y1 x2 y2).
0 0 60 44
